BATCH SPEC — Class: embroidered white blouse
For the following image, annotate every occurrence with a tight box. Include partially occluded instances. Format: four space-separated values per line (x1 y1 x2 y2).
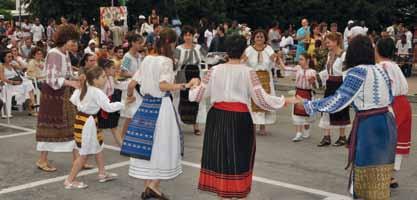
283 65 317 90
70 85 124 115
132 55 175 98
304 65 392 114
319 52 346 84
70 85 124 155
189 64 285 111
244 45 275 71
378 61 408 97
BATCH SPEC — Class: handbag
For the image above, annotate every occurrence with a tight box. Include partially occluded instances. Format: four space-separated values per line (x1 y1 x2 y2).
8 75 23 84
7 68 23 84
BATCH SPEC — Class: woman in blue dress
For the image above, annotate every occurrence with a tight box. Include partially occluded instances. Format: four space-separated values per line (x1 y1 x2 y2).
299 35 397 200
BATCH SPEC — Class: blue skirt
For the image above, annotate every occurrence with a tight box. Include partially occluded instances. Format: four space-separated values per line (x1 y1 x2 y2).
349 108 397 200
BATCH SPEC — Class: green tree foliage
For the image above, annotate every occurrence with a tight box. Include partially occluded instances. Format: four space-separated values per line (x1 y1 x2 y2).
0 0 15 19
25 0 416 30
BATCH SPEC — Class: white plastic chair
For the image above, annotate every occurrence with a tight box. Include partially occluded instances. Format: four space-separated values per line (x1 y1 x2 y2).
1 82 11 124
25 72 41 111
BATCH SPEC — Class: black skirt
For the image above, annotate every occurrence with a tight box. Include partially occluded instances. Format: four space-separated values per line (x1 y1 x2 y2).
179 65 200 124
98 89 122 129
198 107 255 198
325 77 350 126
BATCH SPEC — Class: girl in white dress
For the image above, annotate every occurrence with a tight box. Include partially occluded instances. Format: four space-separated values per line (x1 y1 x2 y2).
278 53 318 142
65 67 125 189
121 28 193 200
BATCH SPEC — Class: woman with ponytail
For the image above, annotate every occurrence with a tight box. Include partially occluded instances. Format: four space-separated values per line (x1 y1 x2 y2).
120 28 194 200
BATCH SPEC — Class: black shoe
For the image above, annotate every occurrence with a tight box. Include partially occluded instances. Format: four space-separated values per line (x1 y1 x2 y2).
317 136 331 147
140 192 151 200
390 178 399 189
333 136 347 146
146 187 169 200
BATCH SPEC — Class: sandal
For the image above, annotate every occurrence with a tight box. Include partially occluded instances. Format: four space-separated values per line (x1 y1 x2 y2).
82 164 95 170
98 172 118 183
29 111 38 117
258 130 267 136
193 129 201 136
64 180 88 189
36 161 57 172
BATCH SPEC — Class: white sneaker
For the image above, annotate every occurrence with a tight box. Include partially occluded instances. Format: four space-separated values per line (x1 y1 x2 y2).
292 132 303 142
302 128 310 138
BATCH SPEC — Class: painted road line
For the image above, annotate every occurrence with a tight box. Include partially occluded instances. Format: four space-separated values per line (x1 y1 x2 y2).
0 131 35 140
103 145 352 200
0 123 36 132
0 126 352 199
0 161 129 195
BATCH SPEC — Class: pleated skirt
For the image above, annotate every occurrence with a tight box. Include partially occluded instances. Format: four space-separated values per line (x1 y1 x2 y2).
198 107 255 198
178 65 200 124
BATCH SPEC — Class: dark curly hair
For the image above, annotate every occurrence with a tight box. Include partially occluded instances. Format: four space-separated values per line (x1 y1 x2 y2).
181 25 195 37
376 38 395 59
225 34 247 59
53 24 80 47
251 29 268 44
345 35 375 69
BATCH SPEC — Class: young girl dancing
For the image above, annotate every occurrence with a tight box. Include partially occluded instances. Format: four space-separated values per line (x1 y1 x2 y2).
64 67 126 189
278 53 318 142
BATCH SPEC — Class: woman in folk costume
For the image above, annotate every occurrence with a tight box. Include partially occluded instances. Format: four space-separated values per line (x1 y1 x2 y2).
278 53 318 142
242 29 278 136
65 67 125 189
301 35 397 200
317 32 351 147
375 38 412 189
120 28 192 200
189 35 297 200
175 25 207 135
35 25 80 172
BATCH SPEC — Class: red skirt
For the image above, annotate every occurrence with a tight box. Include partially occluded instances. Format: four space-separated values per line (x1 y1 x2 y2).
293 88 312 117
392 95 412 155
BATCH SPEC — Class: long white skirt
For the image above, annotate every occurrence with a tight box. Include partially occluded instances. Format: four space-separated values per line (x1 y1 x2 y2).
318 113 351 129
36 141 75 152
292 111 315 125
129 97 182 180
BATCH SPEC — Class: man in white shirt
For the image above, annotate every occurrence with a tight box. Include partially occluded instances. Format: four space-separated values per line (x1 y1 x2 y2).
84 40 97 55
20 37 34 59
396 34 412 57
30 18 45 43
404 26 413 45
280 31 294 56
204 25 216 49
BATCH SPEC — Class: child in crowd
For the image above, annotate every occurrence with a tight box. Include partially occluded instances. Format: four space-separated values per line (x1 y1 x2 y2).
97 57 124 146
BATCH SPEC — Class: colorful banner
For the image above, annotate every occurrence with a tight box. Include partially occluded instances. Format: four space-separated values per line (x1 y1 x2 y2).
99 6 128 27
